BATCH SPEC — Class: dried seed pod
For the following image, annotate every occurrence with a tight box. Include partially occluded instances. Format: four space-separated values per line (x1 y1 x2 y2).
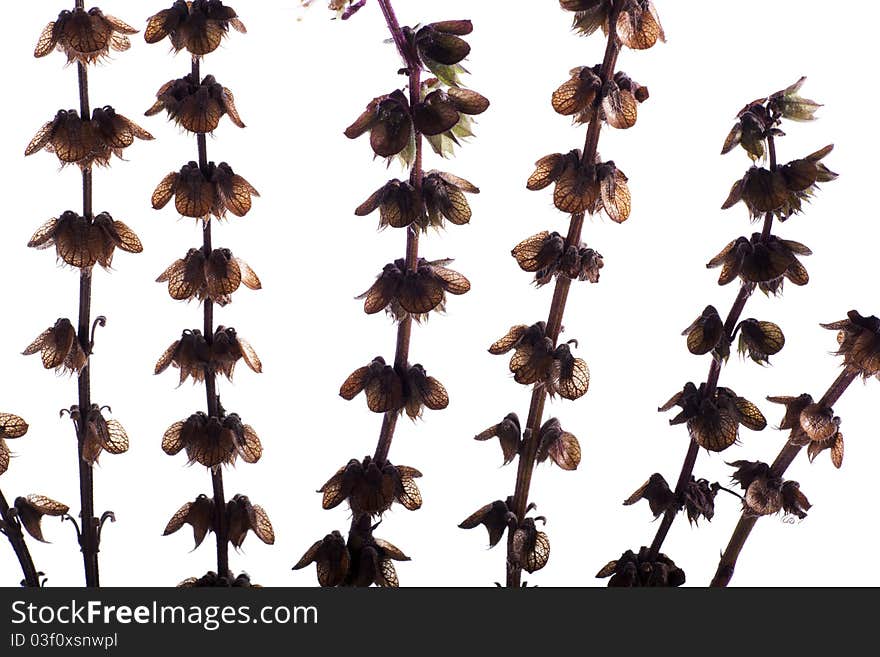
226 494 274 548
596 547 685 588
68 404 130 465
23 318 87 375
152 161 258 221
474 413 522 465
146 73 244 133
339 357 404 414
535 418 581 470
682 478 719 526
781 481 811 519
0 414 28 477
411 20 472 86
145 0 246 56
601 72 644 129
402 364 449 419
318 457 422 515
615 0 665 50
706 233 811 295
345 90 413 161
549 343 590 400
345 517 409 588
163 494 215 548
743 475 783 517
623 473 674 518
821 310 880 378
768 77 822 122
210 326 262 380
511 518 550 574
421 170 479 228
728 460 772 492
157 247 260 305
596 161 631 222
766 393 813 432
35 7 137 64
28 211 142 270
660 383 764 451
682 305 724 356
357 258 470 321
293 531 351 587
459 498 516 548
799 403 840 443
154 329 211 384
162 411 261 468
807 430 844 469
737 318 785 365
552 65 602 124
13 495 69 543
355 179 425 229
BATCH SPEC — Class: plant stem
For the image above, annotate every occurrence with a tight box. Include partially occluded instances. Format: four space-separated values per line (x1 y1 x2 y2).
74 6 99 585
504 0 625 588
711 366 858 586
0 490 39 587
372 0 422 466
191 55 229 579
645 134 780 564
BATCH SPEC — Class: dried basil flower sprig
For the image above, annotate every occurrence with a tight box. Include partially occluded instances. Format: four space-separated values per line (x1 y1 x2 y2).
603 77 837 587
24 1 151 587
295 0 487 587
712 311 878 586
145 0 270 587
459 0 660 587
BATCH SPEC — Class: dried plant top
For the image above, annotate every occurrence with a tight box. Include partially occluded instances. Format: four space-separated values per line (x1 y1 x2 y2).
35 7 137 64
146 0 245 56
26 107 153 169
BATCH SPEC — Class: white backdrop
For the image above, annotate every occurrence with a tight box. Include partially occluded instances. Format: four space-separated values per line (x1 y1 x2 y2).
0 0 876 587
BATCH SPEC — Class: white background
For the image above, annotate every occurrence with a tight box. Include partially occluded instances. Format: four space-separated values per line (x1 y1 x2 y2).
0 0 876 587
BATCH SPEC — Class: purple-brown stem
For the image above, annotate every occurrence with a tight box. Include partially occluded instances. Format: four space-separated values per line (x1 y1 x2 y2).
0 489 39 587
371 0 422 467
191 55 229 580
645 134 779 563
74 0 99 586
711 367 858 587
504 0 625 588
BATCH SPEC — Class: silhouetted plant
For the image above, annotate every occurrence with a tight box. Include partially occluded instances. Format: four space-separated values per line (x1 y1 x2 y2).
0 413 69 587
459 0 660 587
24 1 150 587
711 310 877 586
145 0 271 587
600 78 838 587
294 0 488 587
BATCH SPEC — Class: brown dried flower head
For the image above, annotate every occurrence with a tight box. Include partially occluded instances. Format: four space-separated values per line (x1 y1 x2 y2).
511 517 550 574
293 530 351 588
736 318 785 365
596 547 684 587
561 0 665 50
417 86 490 157
767 393 814 432
822 311 880 378
0 413 28 477
554 67 647 128
512 231 603 286
357 257 470 321
682 305 725 357
29 211 142 270
318 457 422 516
339 356 402 413
528 151 630 222
146 73 244 133
355 179 424 229
401 364 449 419
35 7 137 64
707 233 811 295
163 493 215 549
145 0 246 56
624 473 674 518
660 382 766 451
12 495 69 543
729 460 812 519
722 146 836 221
459 498 517 548
26 107 153 169
152 161 259 221
345 517 409 588
23 318 87 375
226 494 274 549
474 413 522 465
682 477 719 526
154 327 261 385
64 404 129 465
157 247 261 305
162 411 262 469
178 571 260 588
797 403 845 468
535 417 581 470
345 90 414 162
489 323 590 399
